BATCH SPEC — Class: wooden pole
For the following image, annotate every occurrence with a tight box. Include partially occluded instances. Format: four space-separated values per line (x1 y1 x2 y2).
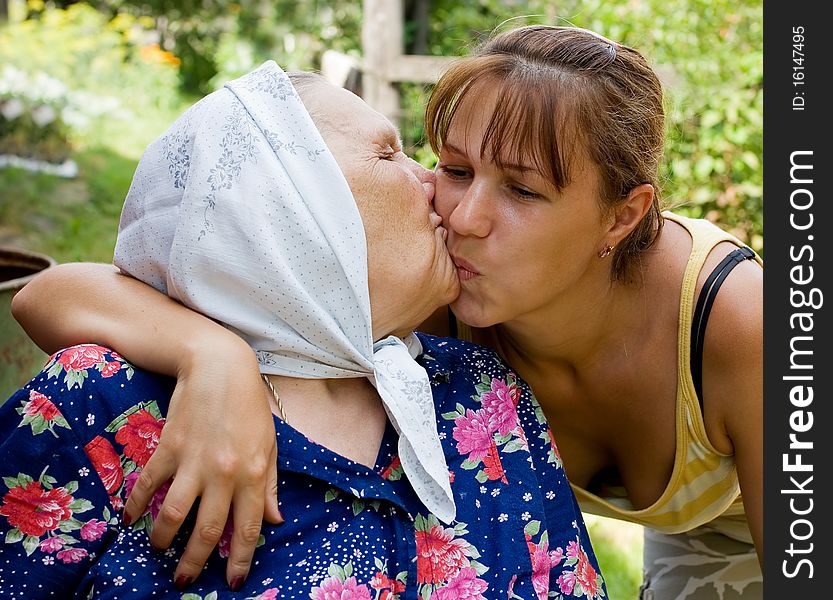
362 0 404 124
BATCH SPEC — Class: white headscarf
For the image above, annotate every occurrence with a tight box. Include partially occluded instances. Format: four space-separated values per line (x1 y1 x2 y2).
113 61 455 523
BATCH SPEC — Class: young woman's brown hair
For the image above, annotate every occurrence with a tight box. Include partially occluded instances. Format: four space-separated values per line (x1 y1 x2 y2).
426 25 666 281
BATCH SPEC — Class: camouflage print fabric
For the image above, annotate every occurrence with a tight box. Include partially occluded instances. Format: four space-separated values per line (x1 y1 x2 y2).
639 527 762 599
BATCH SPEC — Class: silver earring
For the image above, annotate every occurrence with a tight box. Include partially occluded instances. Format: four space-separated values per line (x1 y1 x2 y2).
598 244 614 258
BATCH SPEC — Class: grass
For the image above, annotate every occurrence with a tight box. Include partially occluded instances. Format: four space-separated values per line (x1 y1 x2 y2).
586 515 644 598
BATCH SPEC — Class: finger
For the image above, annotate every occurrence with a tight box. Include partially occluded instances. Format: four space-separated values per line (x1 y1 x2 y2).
261 442 283 525
226 485 266 590
124 451 176 527
149 475 200 550
173 490 233 587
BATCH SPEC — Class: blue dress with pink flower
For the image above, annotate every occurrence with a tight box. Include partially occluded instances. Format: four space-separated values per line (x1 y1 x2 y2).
0 335 607 599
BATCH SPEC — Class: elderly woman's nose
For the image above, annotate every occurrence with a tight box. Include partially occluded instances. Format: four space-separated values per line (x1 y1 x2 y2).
406 157 435 184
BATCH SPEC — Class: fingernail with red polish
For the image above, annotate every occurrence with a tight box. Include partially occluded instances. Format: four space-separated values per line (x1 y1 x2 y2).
229 576 245 592
122 511 133 527
174 575 192 591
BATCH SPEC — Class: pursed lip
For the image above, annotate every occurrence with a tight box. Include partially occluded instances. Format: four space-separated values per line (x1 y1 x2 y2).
451 254 480 278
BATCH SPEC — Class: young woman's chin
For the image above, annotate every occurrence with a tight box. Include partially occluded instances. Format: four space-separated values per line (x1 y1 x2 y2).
450 291 500 329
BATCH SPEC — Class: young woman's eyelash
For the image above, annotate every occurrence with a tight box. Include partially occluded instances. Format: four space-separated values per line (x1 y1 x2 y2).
439 165 469 178
511 185 540 198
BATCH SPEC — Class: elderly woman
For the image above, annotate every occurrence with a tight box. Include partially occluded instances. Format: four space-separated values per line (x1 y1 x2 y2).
0 63 605 599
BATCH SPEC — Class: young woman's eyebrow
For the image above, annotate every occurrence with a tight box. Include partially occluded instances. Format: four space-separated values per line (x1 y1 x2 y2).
441 141 534 173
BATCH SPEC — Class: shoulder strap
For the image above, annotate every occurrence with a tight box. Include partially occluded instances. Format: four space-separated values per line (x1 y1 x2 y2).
690 246 756 406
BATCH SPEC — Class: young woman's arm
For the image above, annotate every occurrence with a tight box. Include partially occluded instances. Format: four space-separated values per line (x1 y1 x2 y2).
11 262 281 589
700 258 763 566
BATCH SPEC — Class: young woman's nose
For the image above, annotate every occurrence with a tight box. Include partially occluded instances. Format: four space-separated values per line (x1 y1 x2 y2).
448 180 491 238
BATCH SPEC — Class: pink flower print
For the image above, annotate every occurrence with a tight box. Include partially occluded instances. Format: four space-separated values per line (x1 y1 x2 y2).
430 567 488 600
80 518 107 541
481 441 507 483
453 409 494 462
310 575 372 600
480 378 520 436
255 588 278 600
147 480 172 521
23 390 61 421
39 537 65 553
415 524 472 584
84 435 124 494
566 540 581 560
370 572 405 597
0 481 73 537
123 472 140 498
56 345 108 371
547 430 562 461
218 518 235 558
124 472 171 522
573 545 601 597
115 409 165 468
530 542 555 600
100 361 121 378
56 547 88 563
556 542 602 598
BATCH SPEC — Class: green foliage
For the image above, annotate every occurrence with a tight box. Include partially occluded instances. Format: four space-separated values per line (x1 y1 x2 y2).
1 2 180 113
410 0 764 252
83 0 363 94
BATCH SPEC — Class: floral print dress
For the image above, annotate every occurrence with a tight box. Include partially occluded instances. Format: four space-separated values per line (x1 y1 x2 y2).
0 335 606 599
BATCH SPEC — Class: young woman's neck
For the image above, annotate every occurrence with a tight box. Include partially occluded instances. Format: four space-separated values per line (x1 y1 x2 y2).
495 272 649 374
263 375 387 468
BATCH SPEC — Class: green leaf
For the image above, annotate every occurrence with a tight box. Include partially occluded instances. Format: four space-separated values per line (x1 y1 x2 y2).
502 439 526 453
460 458 481 470
327 562 346 581
524 520 541 538
31 417 48 435
70 498 94 513
46 362 64 380
205 592 219 600
441 411 460 420
22 535 40 556
52 413 70 429
344 561 353 577
145 401 162 420
64 480 79 494
5 528 23 544
58 517 83 532
470 559 489 575
474 470 488 483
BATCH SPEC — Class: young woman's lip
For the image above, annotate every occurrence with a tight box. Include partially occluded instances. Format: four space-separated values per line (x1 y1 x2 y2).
452 255 480 276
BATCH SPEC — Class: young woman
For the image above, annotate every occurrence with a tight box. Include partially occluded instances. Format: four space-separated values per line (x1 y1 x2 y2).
13 25 762 599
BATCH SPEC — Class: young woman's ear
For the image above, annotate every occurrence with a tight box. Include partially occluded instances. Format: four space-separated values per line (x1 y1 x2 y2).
606 184 655 243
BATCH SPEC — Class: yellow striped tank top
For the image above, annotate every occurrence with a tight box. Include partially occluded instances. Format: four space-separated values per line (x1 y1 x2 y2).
455 212 762 543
